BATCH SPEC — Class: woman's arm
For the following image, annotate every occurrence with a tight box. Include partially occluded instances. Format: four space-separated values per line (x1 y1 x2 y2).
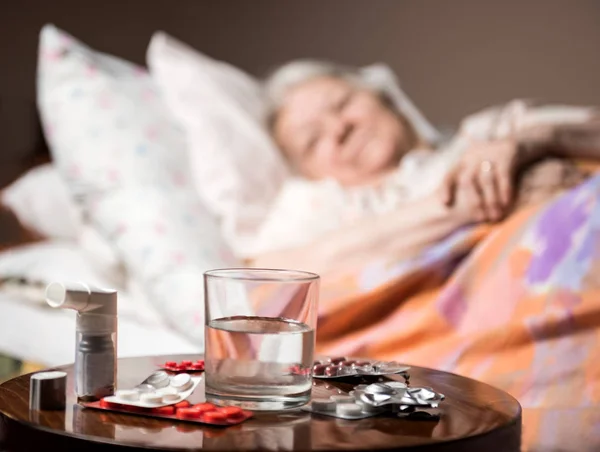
250 190 475 274
518 117 600 163
440 114 600 222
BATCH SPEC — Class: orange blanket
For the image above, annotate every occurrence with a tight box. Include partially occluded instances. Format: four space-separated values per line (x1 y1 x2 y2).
316 174 600 451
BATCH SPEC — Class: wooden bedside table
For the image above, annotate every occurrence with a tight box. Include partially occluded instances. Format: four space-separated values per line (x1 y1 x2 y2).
0 354 521 451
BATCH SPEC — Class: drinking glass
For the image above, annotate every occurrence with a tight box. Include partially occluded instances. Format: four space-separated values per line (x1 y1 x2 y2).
203 268 320 411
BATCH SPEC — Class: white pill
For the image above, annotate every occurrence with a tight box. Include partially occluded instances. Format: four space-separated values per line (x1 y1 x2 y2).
311 398 337 411
140 392 162 404
336 403 363 416
116 389 140 401
161 393 181 403
170 373 193 392
330 394 354 404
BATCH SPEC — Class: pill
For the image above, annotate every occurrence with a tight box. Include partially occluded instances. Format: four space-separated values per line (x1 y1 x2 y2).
343 360 356 366
311 398 337 411
176 407 201 419
325 366 340 377
140 392 162 404
191 363 204 370
165 361 177 367
146 371 170 389
193 402 217 413
218 406 243 417
329 356 347 364
153 405 176 415
162 393 181 403
312 364 326 375
336 403 362 416
203 411 227 423
181 360 193 366
330 394 355 404
136 384 155 393
170 373 193 392
174 400 191 409
116 389 140 401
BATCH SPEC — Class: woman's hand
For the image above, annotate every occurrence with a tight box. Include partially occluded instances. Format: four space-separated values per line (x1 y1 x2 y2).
441 138 521 222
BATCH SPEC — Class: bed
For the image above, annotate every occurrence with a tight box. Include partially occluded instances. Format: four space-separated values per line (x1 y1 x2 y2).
3 3 600 451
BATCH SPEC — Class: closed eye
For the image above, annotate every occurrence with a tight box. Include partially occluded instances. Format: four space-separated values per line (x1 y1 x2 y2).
335 91 352 111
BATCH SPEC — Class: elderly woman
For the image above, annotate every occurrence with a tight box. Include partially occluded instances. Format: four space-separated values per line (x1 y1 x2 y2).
252 60 600 272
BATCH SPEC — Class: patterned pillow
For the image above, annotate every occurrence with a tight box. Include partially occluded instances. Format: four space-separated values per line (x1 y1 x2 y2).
146 32 290 257
36 24 239 347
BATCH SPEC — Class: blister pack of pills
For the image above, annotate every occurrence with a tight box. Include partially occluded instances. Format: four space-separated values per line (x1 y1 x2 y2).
80 370 252 426
159 359 205 373
312 357 410 379
81 399 252 426
103 371 201 408
302 381 444 421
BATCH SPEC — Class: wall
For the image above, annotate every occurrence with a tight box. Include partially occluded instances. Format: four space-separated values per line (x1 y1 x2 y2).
1 0 599 182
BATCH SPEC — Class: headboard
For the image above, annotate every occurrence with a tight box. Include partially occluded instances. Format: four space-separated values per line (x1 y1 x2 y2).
2 0 600 189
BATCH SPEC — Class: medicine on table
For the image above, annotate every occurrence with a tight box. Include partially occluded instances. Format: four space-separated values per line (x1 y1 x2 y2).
336 403 363 416
311 398 337 411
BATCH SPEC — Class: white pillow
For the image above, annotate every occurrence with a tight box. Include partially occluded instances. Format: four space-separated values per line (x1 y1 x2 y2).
146 32 290 256
1 163 83 239
36 24 239 347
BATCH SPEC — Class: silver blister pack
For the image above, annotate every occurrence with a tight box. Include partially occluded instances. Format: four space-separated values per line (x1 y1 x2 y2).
303 382 445 421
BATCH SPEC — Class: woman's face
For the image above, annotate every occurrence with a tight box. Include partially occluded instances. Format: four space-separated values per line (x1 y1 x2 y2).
273 76 412 186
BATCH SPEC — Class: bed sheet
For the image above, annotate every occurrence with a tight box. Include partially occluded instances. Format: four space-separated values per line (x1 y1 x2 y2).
0 290 200 367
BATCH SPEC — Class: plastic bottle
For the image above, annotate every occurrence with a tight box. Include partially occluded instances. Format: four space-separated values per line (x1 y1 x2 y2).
45 281 118 401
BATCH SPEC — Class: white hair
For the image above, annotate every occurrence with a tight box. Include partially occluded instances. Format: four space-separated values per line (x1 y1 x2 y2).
263 59 441 145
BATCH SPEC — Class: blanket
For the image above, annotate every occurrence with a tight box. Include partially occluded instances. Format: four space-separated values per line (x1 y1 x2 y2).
315 171 600 452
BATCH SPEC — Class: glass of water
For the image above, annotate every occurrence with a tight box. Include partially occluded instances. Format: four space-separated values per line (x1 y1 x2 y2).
203 268 320 411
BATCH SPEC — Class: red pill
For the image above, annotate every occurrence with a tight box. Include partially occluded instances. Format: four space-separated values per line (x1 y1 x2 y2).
165 361 177 367
203 411 227 423
181 360 193 366
191 363 204 370
175 400 191 409
193 402 216 413
122 404 147 413
153 406 175 415
329 356 347 364
176 407 201 419
343 360 356 366
313 364 326 375
354 361 370 367
218 406 243 417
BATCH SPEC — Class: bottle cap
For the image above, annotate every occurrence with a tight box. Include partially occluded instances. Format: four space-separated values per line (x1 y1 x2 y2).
29 371 67 411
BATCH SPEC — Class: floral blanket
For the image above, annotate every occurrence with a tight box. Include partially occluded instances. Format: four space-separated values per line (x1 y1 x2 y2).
316 172 600 452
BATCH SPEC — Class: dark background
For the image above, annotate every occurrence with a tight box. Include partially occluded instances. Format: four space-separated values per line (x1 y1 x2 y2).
2 0 600 186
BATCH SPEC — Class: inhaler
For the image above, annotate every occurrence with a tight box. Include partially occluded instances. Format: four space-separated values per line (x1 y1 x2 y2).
45 281 118 401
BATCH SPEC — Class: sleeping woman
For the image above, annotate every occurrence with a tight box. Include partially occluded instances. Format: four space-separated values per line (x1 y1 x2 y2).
250 60 600 272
